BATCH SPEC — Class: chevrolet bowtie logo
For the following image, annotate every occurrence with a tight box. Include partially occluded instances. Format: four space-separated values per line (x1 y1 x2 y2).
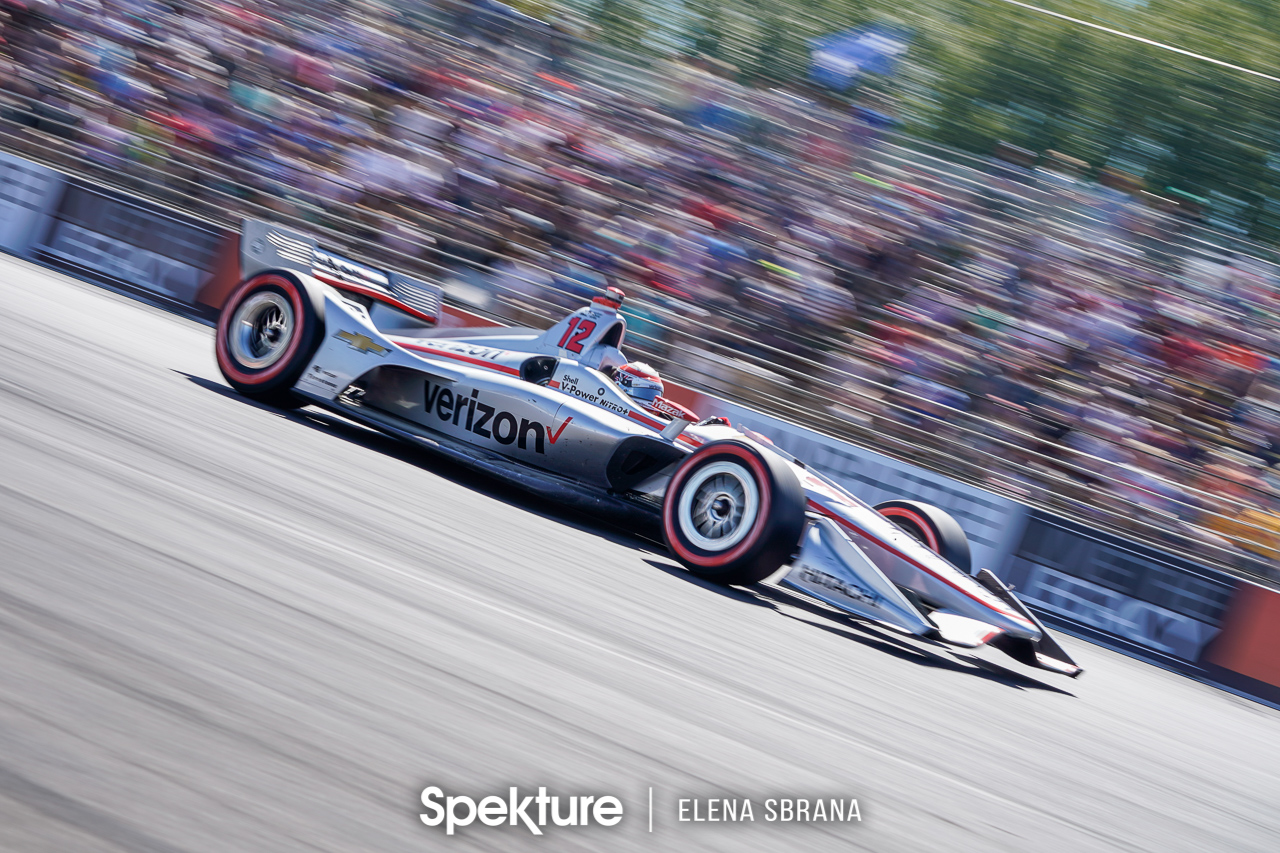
335 330 389 355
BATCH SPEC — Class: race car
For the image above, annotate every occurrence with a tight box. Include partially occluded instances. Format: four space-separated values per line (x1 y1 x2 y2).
214 219 1082 678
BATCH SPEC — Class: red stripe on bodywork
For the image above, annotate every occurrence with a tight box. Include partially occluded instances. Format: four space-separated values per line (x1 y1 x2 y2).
625 409 703 448
809 499 1030 625
628 409 665 430
395 341 521 375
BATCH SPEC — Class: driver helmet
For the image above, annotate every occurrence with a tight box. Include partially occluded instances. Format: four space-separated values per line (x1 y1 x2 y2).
614 362 664 404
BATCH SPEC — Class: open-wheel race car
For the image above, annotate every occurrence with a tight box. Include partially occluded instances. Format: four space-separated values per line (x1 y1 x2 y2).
214 220 1082 678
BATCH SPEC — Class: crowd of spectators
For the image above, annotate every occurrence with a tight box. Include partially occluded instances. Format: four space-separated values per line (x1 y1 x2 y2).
4 0 1280 577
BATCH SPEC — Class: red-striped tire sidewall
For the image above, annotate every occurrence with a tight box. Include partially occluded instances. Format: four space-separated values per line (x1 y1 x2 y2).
215 273 309 387
663 443 773 568
877 506 941 553
874 500 973 575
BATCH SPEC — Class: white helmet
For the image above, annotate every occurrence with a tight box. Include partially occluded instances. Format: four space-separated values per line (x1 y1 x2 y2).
614 362 664 404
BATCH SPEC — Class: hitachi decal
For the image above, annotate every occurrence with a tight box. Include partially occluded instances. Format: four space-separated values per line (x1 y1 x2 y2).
798 566 880 605
425 381 569 454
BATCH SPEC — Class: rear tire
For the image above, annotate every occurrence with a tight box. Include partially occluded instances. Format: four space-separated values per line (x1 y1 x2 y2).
874 500 973 575
215 272 325 408
662 440 806 585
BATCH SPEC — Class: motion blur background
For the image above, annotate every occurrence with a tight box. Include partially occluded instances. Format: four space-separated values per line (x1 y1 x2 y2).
5 0 1280 583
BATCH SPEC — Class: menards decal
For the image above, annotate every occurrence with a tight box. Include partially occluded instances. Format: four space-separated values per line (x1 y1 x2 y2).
425 380 569 454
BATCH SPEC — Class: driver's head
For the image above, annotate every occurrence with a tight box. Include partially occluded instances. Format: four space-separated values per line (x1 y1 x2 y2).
614 362 663 404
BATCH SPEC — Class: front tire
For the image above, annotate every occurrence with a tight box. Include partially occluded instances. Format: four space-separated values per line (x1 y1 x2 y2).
662 440 806 585
215 272 325 408
874 500 973 575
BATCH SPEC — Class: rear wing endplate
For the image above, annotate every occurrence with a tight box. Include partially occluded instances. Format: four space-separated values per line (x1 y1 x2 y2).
240 218 444 325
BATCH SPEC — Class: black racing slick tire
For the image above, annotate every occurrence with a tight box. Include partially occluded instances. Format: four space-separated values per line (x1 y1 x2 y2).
662 440 806 586
874 500 973 575
215 271 325 409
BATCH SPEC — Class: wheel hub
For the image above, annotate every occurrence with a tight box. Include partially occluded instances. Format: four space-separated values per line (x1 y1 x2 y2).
708 495 734 520
678 463 759 551
228 291 295 370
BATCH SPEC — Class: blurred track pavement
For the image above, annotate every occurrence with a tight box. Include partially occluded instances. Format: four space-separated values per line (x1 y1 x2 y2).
0 253 1276 852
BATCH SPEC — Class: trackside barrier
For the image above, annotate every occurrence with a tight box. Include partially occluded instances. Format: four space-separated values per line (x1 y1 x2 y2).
1201 582 1280 704
0 150 64 255
1001 510 1236 662
0 156 226 309
3 150 1279 703
35 179 224 304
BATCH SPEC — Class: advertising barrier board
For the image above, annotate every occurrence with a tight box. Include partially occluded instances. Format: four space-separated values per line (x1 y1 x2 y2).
1201 581 1280 701
0 150 64 256
35 179 224 304
1001 510 1237 661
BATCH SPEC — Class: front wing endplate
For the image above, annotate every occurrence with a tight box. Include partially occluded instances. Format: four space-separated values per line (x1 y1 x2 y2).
780 516 935 637
975 569 1085 678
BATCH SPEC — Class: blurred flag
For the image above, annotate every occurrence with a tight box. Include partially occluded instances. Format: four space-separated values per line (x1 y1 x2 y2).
809 25 912 90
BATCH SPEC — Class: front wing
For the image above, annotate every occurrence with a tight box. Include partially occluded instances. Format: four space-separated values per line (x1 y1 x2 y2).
780 516 1084 677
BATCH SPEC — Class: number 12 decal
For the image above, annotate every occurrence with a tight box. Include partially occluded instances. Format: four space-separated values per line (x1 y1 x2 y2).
556 317 596 354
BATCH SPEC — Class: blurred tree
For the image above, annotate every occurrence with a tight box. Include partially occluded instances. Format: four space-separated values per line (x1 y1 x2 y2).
566 0 1280 241
589 0 650 53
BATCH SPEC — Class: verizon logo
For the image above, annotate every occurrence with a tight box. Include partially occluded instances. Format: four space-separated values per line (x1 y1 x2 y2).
425 381 570 454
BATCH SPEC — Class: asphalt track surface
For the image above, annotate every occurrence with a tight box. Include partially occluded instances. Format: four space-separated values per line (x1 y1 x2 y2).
1 254 1278 853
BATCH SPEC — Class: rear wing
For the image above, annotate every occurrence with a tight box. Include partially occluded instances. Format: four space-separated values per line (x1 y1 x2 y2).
239 218 444 325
